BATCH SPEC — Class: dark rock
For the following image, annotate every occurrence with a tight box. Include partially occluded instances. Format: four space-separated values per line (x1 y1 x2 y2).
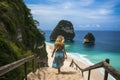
84 32 95 44
50 20 75 41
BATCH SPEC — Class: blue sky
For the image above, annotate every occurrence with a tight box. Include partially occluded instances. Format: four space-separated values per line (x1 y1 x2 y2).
24 0 120 30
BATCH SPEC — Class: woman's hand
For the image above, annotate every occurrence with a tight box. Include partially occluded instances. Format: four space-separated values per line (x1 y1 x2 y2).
51 48 56 58
65 56 67 59
51 55 53 58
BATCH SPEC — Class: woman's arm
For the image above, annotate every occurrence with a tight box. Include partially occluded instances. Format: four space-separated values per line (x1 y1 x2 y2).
63 47 67 59
51 48 56 57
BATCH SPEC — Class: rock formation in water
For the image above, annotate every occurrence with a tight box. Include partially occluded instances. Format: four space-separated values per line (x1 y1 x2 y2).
50 20 75 41
84 32 95 44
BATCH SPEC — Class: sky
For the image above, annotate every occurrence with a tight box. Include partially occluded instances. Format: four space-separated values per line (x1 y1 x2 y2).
24 0 120 31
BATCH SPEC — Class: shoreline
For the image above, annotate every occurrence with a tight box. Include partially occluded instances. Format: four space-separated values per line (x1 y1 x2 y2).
46 43 105 80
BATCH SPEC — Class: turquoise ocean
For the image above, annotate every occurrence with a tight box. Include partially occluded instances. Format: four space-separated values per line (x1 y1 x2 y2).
44 30 120 71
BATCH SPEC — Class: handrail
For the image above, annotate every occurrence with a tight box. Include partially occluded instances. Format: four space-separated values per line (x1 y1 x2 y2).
83 61 103 71
103 62 120 80
0 55 37 80
69 59 120 80
0 44 45 80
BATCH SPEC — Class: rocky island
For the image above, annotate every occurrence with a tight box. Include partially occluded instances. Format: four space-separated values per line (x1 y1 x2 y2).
50 20 75 42
83 32 95 44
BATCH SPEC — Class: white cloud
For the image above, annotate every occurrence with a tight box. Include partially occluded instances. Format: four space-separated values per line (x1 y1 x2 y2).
62 2 73 9
98 9 113 15
26 0 120 30
78 0 94 6
28 4 113 20
96 24 101 28
79 24 101 28
47 0 95 6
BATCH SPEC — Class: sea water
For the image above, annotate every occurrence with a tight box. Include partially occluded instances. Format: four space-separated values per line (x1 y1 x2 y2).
44 30 120 72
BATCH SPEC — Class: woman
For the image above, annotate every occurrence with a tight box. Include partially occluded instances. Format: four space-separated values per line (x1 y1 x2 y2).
51 35 67 74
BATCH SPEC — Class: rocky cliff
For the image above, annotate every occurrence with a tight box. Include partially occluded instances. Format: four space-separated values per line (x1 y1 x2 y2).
50 20 75 41
0 0 47 80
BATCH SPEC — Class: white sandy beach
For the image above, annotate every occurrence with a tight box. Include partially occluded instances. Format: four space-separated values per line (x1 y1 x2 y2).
27 44 104 80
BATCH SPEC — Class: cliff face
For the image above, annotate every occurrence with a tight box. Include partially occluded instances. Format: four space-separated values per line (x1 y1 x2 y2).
50 20 75 41
0 0 47 80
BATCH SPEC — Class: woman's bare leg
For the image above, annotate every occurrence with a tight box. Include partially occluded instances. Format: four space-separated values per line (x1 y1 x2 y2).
58 68 61 73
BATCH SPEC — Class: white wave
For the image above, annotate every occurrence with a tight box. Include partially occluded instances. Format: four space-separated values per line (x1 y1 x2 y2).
45 42 53 45
65 44 70 47
67 52 94 66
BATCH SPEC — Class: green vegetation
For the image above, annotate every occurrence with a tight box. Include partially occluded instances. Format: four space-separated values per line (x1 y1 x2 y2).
0 0 47 80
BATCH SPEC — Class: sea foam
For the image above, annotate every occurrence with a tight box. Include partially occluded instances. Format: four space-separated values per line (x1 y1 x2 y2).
67 52 94 65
